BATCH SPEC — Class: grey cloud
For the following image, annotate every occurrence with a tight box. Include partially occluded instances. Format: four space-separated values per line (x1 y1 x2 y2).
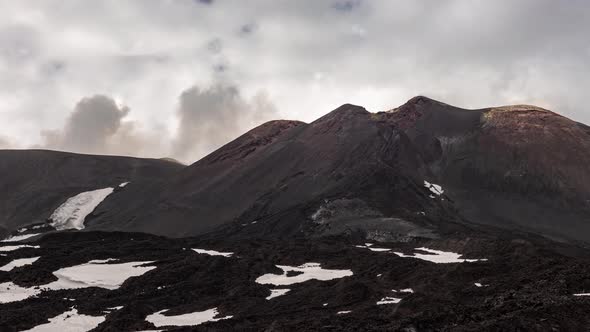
0 24 41 64
207 38 223 54
239 23 258 36
42 95 130 154
173 83 278 162
332 0 362 12
213 63 228 73
1 1 590 157
38 82 278 163
41 95 170 159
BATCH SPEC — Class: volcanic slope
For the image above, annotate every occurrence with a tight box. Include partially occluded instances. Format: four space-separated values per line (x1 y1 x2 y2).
86 97 590 244
87 107 451 238
0 149 184 234
378 96 590 243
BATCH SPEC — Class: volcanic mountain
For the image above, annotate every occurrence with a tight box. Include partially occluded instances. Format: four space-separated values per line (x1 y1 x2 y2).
74 96 590 244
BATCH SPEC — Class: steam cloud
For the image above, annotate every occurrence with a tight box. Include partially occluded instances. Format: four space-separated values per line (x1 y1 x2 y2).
173 84 278 162
41 83 278 164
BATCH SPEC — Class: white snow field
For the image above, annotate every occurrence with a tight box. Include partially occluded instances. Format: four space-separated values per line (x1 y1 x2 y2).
0 282 42 303
22 308 105 332
2 233 42 242
424 180 444 196
266 288 290 300
49 187 116 230
0 245 39 252
119 182 130 187
0 260 155 303
49 260 155 290
393 247 487 264
192 248 234 257
574 293 590 296
146 307 232 328
256 262 353 286
337 310 352 315
0 256 40 271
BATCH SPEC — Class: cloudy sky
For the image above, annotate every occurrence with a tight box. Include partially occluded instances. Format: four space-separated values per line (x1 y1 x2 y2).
1 0 589 163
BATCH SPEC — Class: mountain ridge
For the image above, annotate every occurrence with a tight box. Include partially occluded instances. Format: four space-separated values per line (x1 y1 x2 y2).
2 97 590 244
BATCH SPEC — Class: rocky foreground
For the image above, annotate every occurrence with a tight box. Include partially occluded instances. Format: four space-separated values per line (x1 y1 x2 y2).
2 228 590 331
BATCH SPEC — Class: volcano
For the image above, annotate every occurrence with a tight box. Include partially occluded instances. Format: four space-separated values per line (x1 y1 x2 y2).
2 97 590 331
75 96 590 244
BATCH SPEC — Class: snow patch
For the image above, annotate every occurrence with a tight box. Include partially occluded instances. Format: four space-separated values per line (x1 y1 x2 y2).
0 282 41 303
49 260 155 290
2 233 41 242
474 283 489 288
87 259 118 264
50 187 115 230
146 307 232 328
424 180 444 196
266 288 290 300
337 310 351 315
355 244 391 252
368 247 391 252
393 247 487 264
376 296 402 305
0 245 39 252
119 182 130 187
192 248 233 257
395 288 414 293
256 262 353 286
0 256 40 271
0 260 155 303
21 308 105 332
574 293 590 296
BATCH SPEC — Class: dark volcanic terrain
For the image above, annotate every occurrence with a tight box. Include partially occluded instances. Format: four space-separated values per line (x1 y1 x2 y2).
0 150 183 236
1 97 590 331
2 229 590 331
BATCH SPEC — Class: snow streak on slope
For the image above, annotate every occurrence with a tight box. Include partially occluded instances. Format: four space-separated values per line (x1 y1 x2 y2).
192 248 234 257
146 307 232 328
256 263 353 286
0 245 39 252
22 308 105 332
49 187 115 230
376 296 402 305
266 288 290 300
424 181 444 196
1 233 41 242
